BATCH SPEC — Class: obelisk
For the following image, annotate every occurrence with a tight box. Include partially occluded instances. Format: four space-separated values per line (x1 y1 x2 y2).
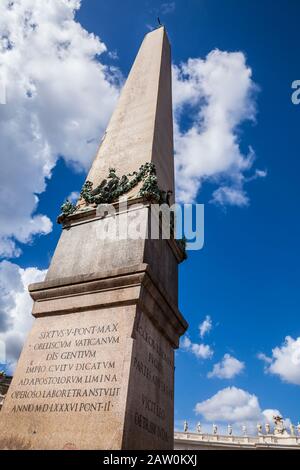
0 26 187 450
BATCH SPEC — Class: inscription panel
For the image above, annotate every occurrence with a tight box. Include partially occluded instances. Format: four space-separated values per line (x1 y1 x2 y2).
1 305 136 449
124 311 174 450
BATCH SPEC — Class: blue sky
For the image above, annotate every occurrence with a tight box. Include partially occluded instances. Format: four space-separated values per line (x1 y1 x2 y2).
0 0 299 433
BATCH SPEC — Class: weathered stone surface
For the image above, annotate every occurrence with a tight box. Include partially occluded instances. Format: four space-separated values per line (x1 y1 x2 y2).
86 26 174 204
0 278 185 449
0 305 134 449
46 203 182 304
123 311 175 449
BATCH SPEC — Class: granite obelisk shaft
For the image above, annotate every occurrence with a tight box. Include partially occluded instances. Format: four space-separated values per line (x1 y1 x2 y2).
87 26 175 204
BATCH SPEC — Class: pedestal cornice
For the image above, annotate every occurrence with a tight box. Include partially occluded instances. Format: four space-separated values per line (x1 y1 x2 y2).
29 263 188 348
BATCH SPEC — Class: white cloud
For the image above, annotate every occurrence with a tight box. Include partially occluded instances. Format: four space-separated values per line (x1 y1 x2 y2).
0 260 46 374
173 50 265 205
211 186 249 207
194 387 288 433
181 335 213 359
0 0 119 257
161 2 176 14
259 336 300 385
195 387 261 423
199 315 212 338
208 353 245 379
108 50 118 60
257 352 272 364
67 191 80 203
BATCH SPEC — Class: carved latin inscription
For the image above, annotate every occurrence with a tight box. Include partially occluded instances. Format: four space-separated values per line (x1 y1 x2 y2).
4 316 125 417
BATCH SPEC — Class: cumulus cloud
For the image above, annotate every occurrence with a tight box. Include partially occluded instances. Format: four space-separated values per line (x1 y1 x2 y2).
67 191 80 203
195 387 261 423
258 336 300 385
173 50 266 205
207 353 245 379
0 260 46 374
211 186 249 207
194 387 288 433
181 335 213 360
0 0 119 258
199 315 212 338
161 2 176 14
257 352 272 364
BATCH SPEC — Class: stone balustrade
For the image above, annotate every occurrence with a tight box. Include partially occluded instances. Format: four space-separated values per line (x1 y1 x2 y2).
182 419 300 437
174 431 300 450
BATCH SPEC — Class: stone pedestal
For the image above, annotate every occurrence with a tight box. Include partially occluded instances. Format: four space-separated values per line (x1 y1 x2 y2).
0 203 187 450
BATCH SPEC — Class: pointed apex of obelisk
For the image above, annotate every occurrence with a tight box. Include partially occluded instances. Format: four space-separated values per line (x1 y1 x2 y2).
86 20 174 202
145 23 170 45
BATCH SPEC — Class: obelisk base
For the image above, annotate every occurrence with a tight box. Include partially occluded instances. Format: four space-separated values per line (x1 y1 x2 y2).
0 264 187 450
